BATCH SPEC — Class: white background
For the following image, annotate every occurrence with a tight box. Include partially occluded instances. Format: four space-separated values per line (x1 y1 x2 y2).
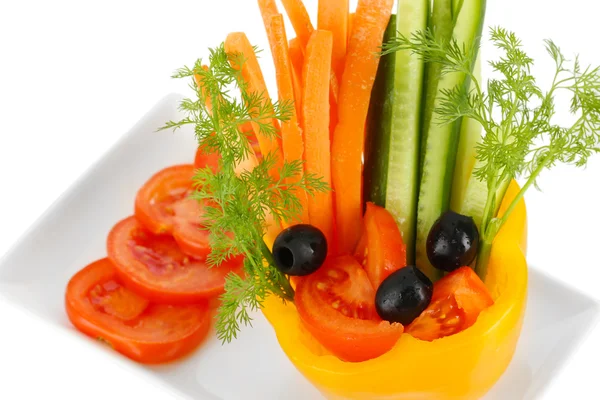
1 0 599 399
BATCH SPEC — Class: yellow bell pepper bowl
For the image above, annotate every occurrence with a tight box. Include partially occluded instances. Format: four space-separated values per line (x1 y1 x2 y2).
262 181 528 400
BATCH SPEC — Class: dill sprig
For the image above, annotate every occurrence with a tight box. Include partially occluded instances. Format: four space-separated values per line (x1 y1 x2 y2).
383 27 600 274
161 44 328 342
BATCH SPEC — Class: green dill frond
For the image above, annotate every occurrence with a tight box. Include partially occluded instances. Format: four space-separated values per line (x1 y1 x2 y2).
164 42 329 343
382 26 600 271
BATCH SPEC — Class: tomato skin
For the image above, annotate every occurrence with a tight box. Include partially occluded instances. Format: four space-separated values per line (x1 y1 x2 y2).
65 259 211 364
355 203 407 288
406 266 494 341
295 256 404 362
134 165 195 234
107 216 244 304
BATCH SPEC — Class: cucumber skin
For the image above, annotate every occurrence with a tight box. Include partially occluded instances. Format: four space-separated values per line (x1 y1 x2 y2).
415 0 487 282
365 0 428 265
365 16 396 210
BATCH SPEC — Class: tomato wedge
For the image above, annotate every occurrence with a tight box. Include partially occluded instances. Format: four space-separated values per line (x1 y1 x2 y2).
295 255 404 362
354 203 407 287
107 216 244 304
406 266 494 341
65 258 211 363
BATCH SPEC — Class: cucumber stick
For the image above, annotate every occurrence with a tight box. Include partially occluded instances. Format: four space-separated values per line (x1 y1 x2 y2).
450 56 482 212
364 0 428 265
420 0 454 168
415 0 486 282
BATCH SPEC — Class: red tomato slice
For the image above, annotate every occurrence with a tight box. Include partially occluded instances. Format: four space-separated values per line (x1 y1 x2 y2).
354 203 407 287
135 165 195 234
295 255 404 362
406 266 494 341
65 258 211 363
171 197 212 259
134 164 217 259
107 216 244 304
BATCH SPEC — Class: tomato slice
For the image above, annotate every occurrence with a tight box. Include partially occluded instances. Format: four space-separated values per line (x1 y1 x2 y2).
406 266 494 341
354 203 407 288
135 165 196 234
171 197 212 259
134 164 217 259
65 258 211 363
295 255 404 362
107 216 244 304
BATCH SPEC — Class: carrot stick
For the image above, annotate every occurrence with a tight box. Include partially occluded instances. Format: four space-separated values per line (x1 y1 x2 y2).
288 38 305 119
281 0 339 137
331 0 394 254
291 61 304 125
280 0 314 48
317 0 349 83
224 32 284 174
303 30 335 248
328 69 339 140
259 13 310 223
257 0 279 24
347 12 355 46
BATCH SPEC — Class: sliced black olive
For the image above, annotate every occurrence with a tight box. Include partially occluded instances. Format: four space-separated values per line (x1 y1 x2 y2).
272 224 327 276
375 266 433 325
426 210 479 272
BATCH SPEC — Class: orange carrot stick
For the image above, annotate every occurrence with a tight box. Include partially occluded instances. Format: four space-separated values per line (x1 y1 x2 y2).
288 38 305 119
291 65 304 125
280 0 314 48
347 12 355 45
317 0 349 83
260 13 310 223
331 0 394 254
281 0 339 136
257 0 279 41
257 0 279 21
328 69 339 140
303 30 335 248
288 38 305 77
224 32 284 173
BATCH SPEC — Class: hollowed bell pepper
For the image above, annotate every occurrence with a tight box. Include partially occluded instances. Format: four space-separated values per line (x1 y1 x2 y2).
262 181 527 400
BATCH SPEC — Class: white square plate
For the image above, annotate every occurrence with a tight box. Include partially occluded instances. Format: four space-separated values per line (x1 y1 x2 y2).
0 94 598 400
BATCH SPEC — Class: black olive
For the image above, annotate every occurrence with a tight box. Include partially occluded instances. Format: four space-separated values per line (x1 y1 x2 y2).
272 224 327 276
375 266 433 325
426 210 479 272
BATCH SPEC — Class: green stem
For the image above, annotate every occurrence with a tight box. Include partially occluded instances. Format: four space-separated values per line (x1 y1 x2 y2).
476 157 550 279
475 217 502 279
499 157 548 227
260 239 295 301
480 174 498 234
475 237 493 280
